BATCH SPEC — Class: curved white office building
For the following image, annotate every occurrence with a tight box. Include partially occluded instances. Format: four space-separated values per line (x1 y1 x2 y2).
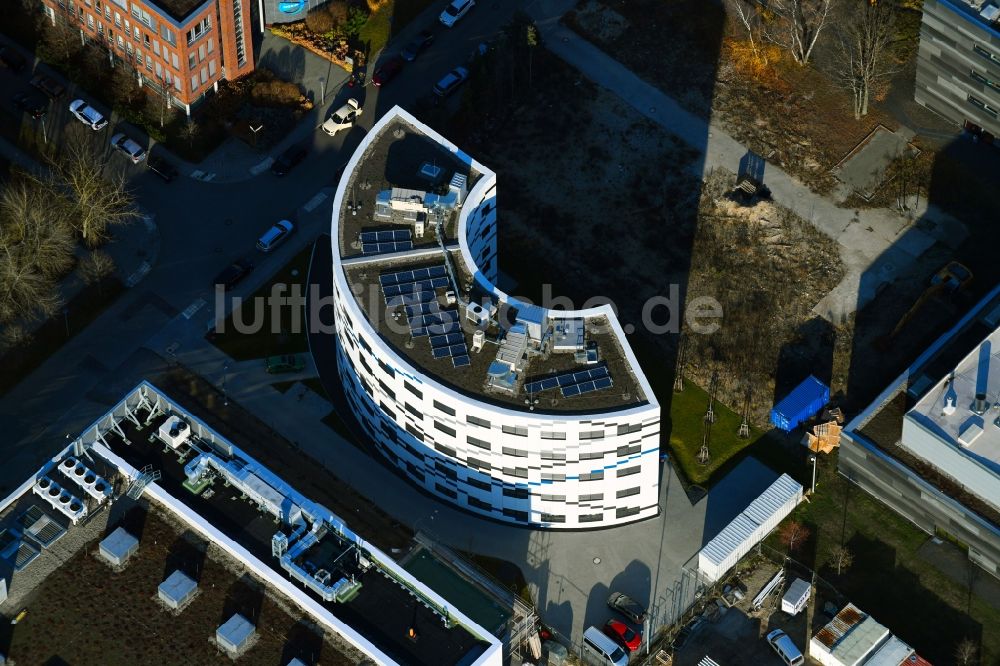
330 107 660 528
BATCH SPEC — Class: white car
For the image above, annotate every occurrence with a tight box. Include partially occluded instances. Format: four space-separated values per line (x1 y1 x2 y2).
110 133 146 163
69 99 108 130
321 98 361 137
766 629 805 666
439 0 474 27
256 219 294 252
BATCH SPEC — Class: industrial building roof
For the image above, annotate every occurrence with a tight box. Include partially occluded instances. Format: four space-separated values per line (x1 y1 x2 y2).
908 326 1000 471
813 604 890 665
862 635 914 666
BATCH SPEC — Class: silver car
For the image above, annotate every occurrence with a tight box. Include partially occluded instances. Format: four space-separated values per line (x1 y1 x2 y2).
69 99 108 130
111 133 146 163
321 98 361 137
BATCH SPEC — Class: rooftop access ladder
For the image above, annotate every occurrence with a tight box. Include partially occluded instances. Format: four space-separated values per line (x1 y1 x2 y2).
126 464 161 499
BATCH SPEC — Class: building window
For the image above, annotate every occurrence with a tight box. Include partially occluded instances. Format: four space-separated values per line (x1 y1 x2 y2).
434 422 456 439
174 77 181 92
208 59 217 77
154 61 161 77
580 430 604 440
969 93 999 118
579 451 605 461
133 25 139 40
580 492 603 501
616 506 640 519
198 43 206 61
502 425 528 437
431 400 455 417
435 483 457 499
580 471 604 481
617 444 641 457
97 21 104 34
435 461 457 480
160 25 175 46
540 494 565 502
617 465 641 478
616 486 641 499
405 381 422 399
114 11 121 26
541 514 566 523
152 39 159 54
434 443 456 458
502 508 529 522
188 53 196 70
467 415 490 428
541 451 566 461
502 487 529 499
580 513 603 523
467 457 491 471
502 447 528 457
404 403 422 420
186 16 210 45
541 431 566 440
145 55 152 71
88 14 95 28
207 36 214 53
104 6 110 19
468 496 492 511
171 52 179 69
973 43 1000 66
405 423 423 442
467 435 491 450
617 424 642 436
503 467 528 479
541 472 565 481
971 69 1000 94
467 477 491 491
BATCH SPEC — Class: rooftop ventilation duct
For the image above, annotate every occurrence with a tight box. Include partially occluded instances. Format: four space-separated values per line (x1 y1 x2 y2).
973 392 989 415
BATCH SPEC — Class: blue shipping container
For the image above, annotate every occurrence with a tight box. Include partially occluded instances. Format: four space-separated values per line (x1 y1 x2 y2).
770 375 830 432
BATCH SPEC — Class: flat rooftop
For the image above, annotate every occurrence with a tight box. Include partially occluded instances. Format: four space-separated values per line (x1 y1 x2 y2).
908 326 1000 471
939 0 1000 36
338 116 646 414
150 0 209 24
0 496 358 664
104 407 488 666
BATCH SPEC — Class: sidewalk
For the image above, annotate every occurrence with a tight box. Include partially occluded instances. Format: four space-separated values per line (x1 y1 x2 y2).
525 4 964 323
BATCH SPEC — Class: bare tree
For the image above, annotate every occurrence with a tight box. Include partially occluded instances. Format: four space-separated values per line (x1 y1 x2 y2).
778 520 812 553
834 0 896 119
828 544 854 575
110 64 143 108
766 0 838 65
179 119 200 148
727 0 769 63
0 178 75 279
78 250 116 285
39 16 84 66
49 140 142 246
954 638 978 666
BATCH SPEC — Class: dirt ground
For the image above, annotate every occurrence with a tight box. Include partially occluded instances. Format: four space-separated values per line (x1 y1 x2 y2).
565 0 927 195
0 507 360 665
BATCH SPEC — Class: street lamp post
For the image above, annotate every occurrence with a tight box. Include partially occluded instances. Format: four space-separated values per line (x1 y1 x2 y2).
809 455 818 493
318 77 325 105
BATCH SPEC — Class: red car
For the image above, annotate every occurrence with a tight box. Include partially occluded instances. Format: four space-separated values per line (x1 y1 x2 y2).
605 619 641 652
373 56 405 87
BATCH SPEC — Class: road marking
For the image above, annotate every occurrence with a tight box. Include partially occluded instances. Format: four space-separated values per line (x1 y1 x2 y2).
181 298 206 319
303 192 328 212
126 261 151 287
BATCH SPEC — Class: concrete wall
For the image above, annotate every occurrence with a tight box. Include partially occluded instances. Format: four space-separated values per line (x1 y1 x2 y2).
838 433 1000 578
916 0 1000 135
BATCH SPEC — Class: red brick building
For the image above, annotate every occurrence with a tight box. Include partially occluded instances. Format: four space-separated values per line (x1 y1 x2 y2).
41 0 254 113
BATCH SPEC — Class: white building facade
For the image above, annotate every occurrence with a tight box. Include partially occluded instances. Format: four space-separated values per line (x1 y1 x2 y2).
330 108 661 529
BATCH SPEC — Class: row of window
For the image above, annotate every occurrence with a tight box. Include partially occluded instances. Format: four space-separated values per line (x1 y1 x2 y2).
968 93 999 118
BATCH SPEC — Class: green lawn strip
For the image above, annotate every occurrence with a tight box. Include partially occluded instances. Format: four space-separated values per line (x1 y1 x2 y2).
210 245 313 361
766 458 1000 664
0 276 124 397
360 4 393 56
667 379 764 485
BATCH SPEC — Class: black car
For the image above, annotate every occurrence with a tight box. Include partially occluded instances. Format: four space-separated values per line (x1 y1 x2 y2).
12 91 47 120
30 73 66 99
271 144 308 176
607 592 647 625
147 152 179 182
213 259 255 291
0 45 26 72
401 30 435 62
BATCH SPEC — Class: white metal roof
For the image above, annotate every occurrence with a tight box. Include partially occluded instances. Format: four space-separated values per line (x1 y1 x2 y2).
743 474 801 525
158 570 197 603
700 513 759 566
100 527 138 559
782 578 811 604
829 616 889 664
862 635 914 666
698 657 722 666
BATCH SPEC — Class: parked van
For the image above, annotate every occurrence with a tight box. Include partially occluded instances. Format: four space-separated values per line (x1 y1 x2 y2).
582 626 629 666
766 629 805 666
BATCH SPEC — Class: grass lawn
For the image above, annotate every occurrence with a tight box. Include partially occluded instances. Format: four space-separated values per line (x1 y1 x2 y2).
210 244 313 361
667 378 764 486
766 456 1000 664
360 0 437 56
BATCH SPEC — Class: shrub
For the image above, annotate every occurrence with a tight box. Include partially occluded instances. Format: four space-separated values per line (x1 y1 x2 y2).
343 7 368 37
327 0 349 24
251 79 303 107
305 7 335 34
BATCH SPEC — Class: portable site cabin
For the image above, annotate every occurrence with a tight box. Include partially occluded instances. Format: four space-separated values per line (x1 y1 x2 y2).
217 614 256 657
781 578 811 616
698 474 804 582
158 570 198 610
98 527 138 567
771 376 830 432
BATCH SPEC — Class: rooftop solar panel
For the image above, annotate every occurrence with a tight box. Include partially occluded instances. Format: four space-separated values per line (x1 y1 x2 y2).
430 332 464 348
562 384 581 397
452 355 470 367
427 322 461 335
361 229 412 243
526 365 613 396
